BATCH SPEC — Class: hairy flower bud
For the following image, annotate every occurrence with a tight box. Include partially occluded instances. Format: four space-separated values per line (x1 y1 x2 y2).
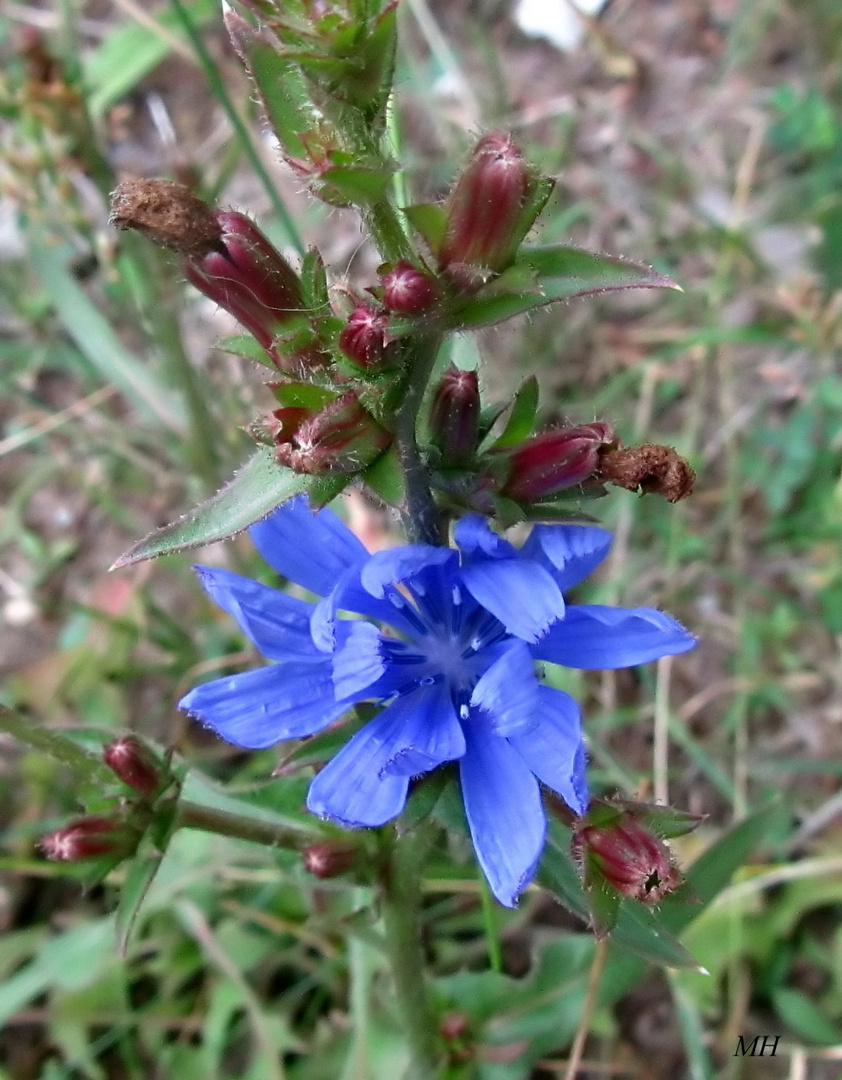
429 366 481 467
103 736 163 798
302 839 359 879
496 422 617 503
185 212 329 376
273 390 391 474
40 816 140 862
110 184 326 375
381 261 438 313
439 132 545 283
574 805 684 906
338 305 393 371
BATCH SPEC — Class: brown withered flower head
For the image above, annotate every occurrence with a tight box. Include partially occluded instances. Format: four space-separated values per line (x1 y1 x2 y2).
109 179 222 257
598 443 695 503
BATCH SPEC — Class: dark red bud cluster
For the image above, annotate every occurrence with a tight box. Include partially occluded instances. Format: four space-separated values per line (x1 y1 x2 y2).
110 183 328 377
575 815 682 904
571 799 700 933
269 390 391 475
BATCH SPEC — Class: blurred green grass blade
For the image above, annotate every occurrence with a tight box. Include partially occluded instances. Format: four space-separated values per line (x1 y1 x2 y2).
772 988 842 1044
28 233 186 432
0 918 116 1027
83 0 217 116
666 801 788 923
670 975 715 1080
168 0 304 254
112 449 310 566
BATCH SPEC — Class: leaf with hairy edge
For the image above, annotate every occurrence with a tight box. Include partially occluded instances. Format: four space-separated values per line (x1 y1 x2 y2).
487 376 540 450
449 246 681 330
112 450 309 567
0 707 114 788
519 244 681 297
402 203 447 254
240 39 311 160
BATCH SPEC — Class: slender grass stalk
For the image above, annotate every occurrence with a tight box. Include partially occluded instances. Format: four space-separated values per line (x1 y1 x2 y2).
168 0 305 255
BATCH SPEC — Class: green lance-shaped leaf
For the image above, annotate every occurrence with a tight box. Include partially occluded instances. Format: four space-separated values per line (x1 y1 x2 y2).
486 375 540 450
112 449 310 567
449 245 681 331
115 792 180 956
225 15 313 160
316 162 395 206
0 707 114 788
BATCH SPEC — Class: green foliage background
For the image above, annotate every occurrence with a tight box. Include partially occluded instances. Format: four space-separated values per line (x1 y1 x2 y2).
1 0 842 1076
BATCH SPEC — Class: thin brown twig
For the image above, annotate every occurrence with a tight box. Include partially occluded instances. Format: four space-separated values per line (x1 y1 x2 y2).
564 937 608 1080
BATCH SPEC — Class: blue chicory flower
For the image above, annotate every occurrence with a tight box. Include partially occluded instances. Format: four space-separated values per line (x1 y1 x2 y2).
180 497 695 905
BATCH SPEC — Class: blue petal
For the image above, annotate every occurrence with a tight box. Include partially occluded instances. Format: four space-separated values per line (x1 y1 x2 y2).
180 662 349 748
311 564 428 651
193 565 319 661
520 525 612 593
459 724 545 907
378 683 466 777
454 515 518 561
508 687 589 814
531 605 696 669
470 641 542 735
360 545 455 598
306 705 414 826
249 496 368 596
459 560 564 643
332 621 388 699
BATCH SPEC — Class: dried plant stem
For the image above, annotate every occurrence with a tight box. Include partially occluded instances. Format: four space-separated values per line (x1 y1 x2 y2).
564 938 608 1080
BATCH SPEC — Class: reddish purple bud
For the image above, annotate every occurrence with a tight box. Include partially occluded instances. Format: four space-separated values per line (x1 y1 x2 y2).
40 816 139 863
103 736 163 798
338 305 392 370
381 261 438 313
185 212 328 376
439 132 539 281
273 390 391 474
261 406 311 444
497 422 617 503
302 839 358 879
110 184 327 376
574 808 683 905
440 1012 474 1064
429 366 481 467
